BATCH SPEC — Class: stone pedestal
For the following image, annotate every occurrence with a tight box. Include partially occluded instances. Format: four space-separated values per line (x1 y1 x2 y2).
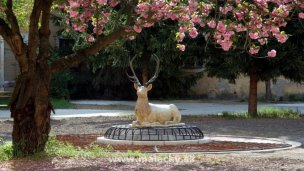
97 124 207 146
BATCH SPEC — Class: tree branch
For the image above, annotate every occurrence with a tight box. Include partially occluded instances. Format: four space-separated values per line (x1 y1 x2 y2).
5 0 21 34
0 18 28 72
50 28 128 73
38 0 52 61
27 0 42 69
0 18 12 41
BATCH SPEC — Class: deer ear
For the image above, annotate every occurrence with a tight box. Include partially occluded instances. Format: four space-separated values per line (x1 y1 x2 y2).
134 83 139 90
147 84 152 91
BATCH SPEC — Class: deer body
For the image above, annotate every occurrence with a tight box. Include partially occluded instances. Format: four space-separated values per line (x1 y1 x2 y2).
127 55 182 127
132 84 181 127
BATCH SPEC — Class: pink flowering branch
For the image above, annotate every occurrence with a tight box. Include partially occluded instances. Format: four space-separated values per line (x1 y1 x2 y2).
59 0 304 58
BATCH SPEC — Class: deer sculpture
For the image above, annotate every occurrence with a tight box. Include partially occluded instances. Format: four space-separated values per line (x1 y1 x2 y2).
127 55 182 127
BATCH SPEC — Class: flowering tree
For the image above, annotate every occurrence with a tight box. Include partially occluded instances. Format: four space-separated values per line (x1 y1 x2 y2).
206 12 304 115
0 0 303 156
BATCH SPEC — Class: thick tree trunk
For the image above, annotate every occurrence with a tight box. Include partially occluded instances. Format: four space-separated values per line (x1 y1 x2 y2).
248 64 258 117
265 80 272 101
0 0 133 157
10 63 52 156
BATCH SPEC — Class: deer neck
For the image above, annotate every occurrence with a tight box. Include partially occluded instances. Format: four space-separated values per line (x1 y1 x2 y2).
135 96 151 118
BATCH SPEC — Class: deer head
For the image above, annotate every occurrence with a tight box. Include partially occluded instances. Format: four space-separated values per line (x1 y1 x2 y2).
127 55 160 98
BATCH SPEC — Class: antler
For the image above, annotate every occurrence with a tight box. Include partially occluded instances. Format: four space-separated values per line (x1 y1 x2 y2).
144 54 160 86
126 55 142 86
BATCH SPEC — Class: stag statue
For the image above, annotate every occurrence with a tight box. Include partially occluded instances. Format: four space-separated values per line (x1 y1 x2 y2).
127 55 182 127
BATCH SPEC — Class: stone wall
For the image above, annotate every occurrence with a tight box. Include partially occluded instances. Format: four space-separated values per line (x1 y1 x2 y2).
190 73 304 100
0 34 27 91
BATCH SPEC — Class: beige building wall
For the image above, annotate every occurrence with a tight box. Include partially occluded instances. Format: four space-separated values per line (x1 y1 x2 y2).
0 36 4 91
49 19 61 48
4 41 19 82
0 34 27 91
190 73 304 100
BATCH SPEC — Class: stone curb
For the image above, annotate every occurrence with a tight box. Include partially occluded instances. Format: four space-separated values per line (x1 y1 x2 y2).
97 135 302 154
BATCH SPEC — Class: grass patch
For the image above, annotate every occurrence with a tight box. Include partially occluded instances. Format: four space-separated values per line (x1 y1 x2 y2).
0 135 144 162
51 98 74 109
257 107 300 118
0 139 13 161
44 135 113 158
221 107 301 119
0 98 74 109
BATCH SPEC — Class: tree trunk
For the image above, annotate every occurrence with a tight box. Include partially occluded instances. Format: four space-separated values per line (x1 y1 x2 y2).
248 64 258 117
10 63 52 156
142 51 150 84
265 80 272 102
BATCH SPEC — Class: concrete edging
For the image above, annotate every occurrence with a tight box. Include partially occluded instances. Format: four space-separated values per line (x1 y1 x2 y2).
96 135 302 154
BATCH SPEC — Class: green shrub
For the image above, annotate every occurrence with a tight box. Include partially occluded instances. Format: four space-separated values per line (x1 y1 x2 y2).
49 50 73 99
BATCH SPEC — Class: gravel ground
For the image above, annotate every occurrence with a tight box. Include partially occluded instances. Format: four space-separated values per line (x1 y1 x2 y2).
1 116 304 170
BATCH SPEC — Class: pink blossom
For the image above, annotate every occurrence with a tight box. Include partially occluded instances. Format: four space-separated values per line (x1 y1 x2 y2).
274 33 288 43
220 41 233 51
235 12 244 21
223 31 235 40
261 30 269 37
177 44 186 51
299 13 304 19
68 1 80 8
267 50 277 57
137 3 149 11
141 13 149 19
97 0 107 5
189 0 198 13
128 36 136 40
167 13 178 20
249 32 259 39
179 26 187 33
73 24 87 32
93 27 103 35
133 25 142 33
208 20 216 28
69 10 78 18
216 21 226 33
180 15 190 21
249 47 260 54
109 0 119 7
58 3 66 9
87 35 95 42
192 16 201 23
103 12 111 17
220 6 232 14
199 22 206 27
144 22 154 27
189 28 198 38
178 32 185 42
270 27 280 34
234 24 246 32
258 39 266 45
255 0 268 8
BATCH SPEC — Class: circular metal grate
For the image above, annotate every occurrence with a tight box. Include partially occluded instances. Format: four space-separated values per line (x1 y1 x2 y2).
104 125 204 141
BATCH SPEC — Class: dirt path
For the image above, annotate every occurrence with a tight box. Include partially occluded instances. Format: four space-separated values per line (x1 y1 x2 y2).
1 116 304 170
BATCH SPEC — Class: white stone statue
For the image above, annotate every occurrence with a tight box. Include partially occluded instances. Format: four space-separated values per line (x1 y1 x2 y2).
127 55 182 127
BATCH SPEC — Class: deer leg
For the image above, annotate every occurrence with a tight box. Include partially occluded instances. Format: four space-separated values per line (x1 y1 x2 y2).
131 121 141 127
165 121 177 125
141 121 161 127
